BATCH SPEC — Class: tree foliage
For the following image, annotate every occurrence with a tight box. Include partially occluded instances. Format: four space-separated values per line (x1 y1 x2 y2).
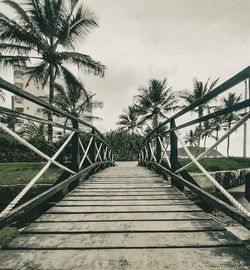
117 105 142 134
105 130 143 161
0 0 105 141
134 78 177 129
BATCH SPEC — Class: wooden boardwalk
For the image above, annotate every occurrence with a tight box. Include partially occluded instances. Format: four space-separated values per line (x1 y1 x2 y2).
0 162 250 269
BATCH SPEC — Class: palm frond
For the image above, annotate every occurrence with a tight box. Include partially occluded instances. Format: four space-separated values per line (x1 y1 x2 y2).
59 51 105 77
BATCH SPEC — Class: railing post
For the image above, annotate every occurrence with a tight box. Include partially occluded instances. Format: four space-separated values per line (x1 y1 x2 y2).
89 128 96 164
69 119 80 191
147 140 152 169
147 140 151 161
170 120 184 191
142 145 146 165
155 132 161 164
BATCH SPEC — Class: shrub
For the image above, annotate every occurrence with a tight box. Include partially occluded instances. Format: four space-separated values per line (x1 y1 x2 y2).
0 131 54 162
105 130 143 161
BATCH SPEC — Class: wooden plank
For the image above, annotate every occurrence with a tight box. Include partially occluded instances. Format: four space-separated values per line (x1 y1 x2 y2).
71 191 180 196
86 178 164 183
63 196 189 201
24 220 225 233
65 195 188 200
85 181 168 184
47 205 201 213
78 183 170 188
1 247 249 269
36 211 211 222
57 199 191 206
7 231 242 249
75 188 171 191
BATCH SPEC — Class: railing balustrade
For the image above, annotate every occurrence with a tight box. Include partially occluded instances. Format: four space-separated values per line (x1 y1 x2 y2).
0 77 114 229
139 66 250 229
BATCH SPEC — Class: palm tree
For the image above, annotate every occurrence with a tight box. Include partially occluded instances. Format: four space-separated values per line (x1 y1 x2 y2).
201 120 214 149
184 129 199 147
0 114 16 131
221 93 241 157
0 0 105 141
134 78 177 129
22 121 47 137
210 113 225 150
180 78 219 147
117 106 142 134
53 80 103 127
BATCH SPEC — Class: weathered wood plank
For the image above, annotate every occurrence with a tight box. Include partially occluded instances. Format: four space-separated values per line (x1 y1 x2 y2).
71 191 180 196
86 178 165 183
1 247 249 270
37 211 210 222
25 220 225 233
7 231 242 249
65 195 186 200
78 183 170 188
57 199 191 206
47 205 201 213
75 189 172 192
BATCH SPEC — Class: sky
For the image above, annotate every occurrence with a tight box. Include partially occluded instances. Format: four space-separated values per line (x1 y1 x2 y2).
1 0 250 156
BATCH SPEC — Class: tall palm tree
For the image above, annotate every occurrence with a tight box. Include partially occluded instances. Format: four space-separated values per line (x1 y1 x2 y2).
201 120 214 149
134 78 177 129
53 80 103 127
0 0 105 141
210 113 225 150
180 78 219 147
117 106 141 134
184 129 199 147
221 93 241 157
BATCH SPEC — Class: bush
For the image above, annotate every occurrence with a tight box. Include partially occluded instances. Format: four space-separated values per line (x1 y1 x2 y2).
0 131 54 162
105 130 143 161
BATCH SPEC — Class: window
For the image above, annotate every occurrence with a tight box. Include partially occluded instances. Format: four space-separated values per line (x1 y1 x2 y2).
15 107 24 113
15 100 23 104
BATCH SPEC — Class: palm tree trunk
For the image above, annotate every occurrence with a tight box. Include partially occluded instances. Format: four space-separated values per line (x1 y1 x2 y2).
48 64 55 142
152 115 158 130
227 122 231 157
216 129 219 150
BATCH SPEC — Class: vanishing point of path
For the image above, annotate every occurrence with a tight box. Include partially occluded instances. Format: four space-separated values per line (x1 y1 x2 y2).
0 162 249 269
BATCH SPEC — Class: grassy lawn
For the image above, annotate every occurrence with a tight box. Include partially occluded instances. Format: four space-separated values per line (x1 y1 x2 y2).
0 162 93 185
0 227 19 249
0 162 63 185
178 157 250 173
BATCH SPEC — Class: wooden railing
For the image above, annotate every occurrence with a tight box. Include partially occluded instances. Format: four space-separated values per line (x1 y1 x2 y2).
139 66 250 229
0 77 114 229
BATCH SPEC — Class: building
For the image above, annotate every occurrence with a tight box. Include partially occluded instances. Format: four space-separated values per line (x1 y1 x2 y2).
12 66 48 133
12 66 93 139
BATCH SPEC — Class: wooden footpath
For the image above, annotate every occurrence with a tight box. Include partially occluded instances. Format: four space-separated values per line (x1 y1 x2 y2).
0 162 250 269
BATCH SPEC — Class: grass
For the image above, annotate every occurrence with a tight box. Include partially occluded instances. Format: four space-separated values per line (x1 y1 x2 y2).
0 227 19 249
178 157 250 173
0 162 63 185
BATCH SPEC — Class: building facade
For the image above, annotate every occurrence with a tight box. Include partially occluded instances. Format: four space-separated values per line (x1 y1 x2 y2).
12 67 93 139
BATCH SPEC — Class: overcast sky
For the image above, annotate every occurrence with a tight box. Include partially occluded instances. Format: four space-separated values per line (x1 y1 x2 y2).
78 0 250 131
1 0 250 156
80 0 250 156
